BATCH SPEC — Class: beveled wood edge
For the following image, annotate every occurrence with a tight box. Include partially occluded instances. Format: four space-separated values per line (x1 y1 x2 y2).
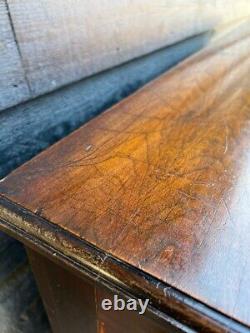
0 195 248 333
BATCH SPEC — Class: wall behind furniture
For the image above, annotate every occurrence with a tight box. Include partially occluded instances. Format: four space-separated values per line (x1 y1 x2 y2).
1 0 250 111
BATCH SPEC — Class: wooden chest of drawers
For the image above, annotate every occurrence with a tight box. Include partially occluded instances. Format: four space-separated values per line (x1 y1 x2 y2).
1 20 250 333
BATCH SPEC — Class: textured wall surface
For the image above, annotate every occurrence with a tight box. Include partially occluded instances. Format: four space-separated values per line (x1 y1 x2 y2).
0 1 30 110
1 0 250 111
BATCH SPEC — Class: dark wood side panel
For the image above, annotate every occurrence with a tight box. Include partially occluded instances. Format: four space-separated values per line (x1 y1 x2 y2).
27 248 97 333
1 207 243 333
27 248 183 333
95 288 182 333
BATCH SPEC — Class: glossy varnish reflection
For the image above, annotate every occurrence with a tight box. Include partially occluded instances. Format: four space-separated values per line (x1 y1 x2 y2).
0 20 250 331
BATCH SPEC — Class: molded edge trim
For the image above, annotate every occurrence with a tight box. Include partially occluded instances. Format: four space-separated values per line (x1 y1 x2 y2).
0 195 249 333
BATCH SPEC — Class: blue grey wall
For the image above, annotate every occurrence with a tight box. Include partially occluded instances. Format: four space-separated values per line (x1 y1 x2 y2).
0 32 212 179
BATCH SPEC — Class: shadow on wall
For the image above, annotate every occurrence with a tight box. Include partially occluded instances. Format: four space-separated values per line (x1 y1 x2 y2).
0 31 212 179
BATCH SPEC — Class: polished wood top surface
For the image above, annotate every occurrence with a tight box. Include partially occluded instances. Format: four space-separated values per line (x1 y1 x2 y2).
1 20 250 329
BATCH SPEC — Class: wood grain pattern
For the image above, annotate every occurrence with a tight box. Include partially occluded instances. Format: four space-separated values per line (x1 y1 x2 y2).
7 0 249 97
0 0 30 111
1 19 250 330
0 31 211 179
0 32 211 333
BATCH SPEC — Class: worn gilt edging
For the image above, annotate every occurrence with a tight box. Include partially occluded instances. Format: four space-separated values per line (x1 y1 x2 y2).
0 220 194 333
0 195 248 333
0 203 193 333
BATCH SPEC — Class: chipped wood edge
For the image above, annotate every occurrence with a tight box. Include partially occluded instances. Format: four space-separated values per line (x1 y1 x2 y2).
0 195 249 332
